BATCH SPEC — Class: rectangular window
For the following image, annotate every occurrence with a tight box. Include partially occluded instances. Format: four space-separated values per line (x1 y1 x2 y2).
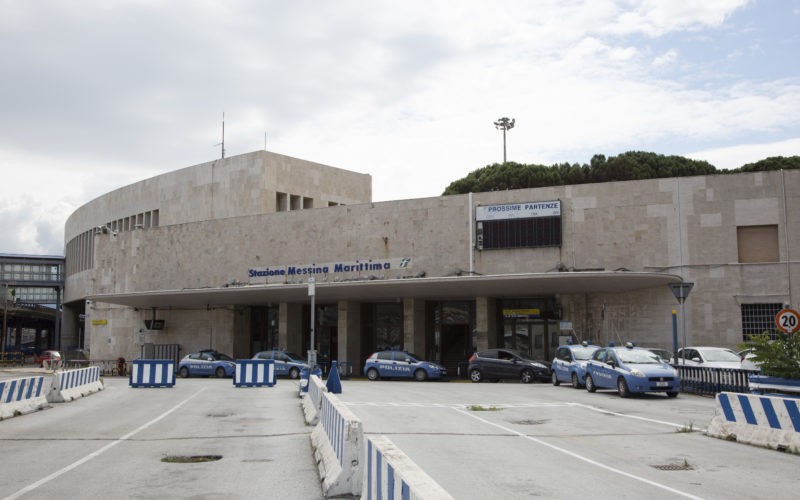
741 303 783 341
276 192 288 212
737 225 779 263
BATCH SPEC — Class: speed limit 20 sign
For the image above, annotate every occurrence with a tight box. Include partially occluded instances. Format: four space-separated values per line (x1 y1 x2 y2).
775 308 800 335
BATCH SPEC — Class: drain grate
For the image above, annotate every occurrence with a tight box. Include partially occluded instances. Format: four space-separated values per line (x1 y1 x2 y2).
162 455 223 463
651 463 694 471
513 419 547 425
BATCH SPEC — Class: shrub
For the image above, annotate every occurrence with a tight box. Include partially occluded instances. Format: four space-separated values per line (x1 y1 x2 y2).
740 332 800 380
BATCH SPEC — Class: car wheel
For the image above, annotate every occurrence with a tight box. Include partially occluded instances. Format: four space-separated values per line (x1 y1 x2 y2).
585 374 596 392
667 391 679 398
366 368 379 381
414 369 427 382
551 371 561 386
469 369 483 383
617 377 630 398
571 372 581 389
215 367 226 378
179 367 190 378
520 369 534 384
289 367 300 379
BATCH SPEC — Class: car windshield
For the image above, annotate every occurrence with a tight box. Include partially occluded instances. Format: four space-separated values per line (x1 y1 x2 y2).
616 349 662 364
404 353 422 362
285 352 304 361
215 353 234 362
700 349 740 362
571 347 596 360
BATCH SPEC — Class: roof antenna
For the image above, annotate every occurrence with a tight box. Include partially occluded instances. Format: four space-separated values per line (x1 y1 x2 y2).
214 112 226 158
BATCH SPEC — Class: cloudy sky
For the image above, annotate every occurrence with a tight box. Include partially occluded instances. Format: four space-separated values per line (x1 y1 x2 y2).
1 0 798 256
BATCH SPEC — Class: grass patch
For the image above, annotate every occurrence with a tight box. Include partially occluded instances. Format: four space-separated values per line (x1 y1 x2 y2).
675 422 694 433
467 405 502 412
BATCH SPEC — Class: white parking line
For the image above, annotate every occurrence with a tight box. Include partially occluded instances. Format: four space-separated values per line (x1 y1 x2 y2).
3 387 207 500
572 402 708 432
345 401 570 408
453 406 706 500
345 401 704 431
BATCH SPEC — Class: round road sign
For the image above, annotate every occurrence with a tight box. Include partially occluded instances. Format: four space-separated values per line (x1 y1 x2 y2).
775 308 800 335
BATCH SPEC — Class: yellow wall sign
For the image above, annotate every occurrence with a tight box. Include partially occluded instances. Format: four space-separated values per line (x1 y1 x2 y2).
91 319 108 326
502 308 541 319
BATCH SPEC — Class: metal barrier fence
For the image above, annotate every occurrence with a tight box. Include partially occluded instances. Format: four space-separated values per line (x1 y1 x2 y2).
675 365 753 396
0 351 25 366
140 343 181 369
319 361 354 379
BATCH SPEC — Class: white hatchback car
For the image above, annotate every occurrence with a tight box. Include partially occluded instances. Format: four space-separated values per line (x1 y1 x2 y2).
673 346 751 369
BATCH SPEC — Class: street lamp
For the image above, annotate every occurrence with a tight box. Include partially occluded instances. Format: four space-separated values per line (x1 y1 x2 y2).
493 117 515 163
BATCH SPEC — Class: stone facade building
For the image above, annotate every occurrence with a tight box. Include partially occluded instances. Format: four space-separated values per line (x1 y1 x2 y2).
62 150 799 374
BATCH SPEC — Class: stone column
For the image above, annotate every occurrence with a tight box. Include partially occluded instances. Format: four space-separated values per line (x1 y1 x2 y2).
475 296 497 351
280 302 304 354
337 300 361 375
403 298 426 357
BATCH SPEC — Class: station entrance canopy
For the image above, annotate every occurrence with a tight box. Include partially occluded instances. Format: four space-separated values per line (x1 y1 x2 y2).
88 271 683 310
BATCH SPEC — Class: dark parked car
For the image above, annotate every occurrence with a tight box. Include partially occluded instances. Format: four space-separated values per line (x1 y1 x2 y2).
467 348 550 383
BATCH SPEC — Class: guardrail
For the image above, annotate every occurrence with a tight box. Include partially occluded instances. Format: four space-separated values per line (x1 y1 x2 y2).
674 365 753 396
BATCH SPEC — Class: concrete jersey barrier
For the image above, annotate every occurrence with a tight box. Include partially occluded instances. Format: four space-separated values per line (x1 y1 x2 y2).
311 391 363 497
0 376 48 419
48 366 104 402
707 392 800 452
234 359 276 387
363 435 453 500
130 359 175 388
302 374 327 425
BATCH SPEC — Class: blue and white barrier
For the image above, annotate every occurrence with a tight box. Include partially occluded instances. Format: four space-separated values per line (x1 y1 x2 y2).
310 391 363 497
48 366 104 402
707 392 800 452
130 359 175 388
0 376 48 419
363 435 453 500
234 359 276 387
302 374 327 425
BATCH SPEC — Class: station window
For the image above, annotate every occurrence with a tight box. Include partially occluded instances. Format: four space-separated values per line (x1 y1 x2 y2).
477 216 562 250
737 225 779 263
741 303 783 341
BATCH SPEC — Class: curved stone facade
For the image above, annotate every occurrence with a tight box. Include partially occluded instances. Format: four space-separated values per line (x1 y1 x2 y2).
62 151 800 374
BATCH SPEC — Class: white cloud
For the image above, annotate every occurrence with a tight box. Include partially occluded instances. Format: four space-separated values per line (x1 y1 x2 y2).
686 137 800 169
0 0 796 254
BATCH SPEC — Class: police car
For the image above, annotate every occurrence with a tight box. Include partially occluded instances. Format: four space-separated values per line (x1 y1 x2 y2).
178 350 236 378
551 342 600 388
251 350 308 379
364 350 447 381
584 343 680 398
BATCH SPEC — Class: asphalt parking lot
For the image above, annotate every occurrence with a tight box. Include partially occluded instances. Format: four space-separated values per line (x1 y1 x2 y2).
337 379 799 500
2 370 799 499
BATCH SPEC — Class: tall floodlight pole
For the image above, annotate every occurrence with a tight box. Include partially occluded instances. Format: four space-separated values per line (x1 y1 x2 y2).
493 117 515 163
